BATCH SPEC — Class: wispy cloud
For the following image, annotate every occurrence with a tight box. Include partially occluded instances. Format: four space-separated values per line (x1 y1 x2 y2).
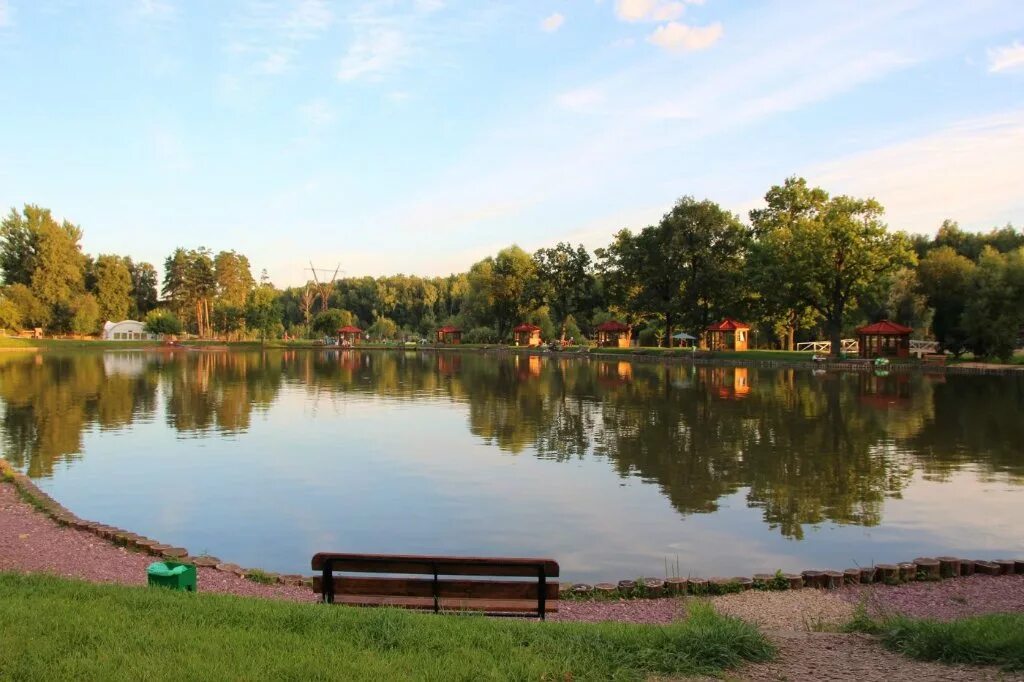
557 87 604 111
648 21 722 52
0 0 12 28
257 49 292 75
810 110 1024 233
541 13 564 33
299 98 336 129
615 0 686 23
223 0 333 79
337 28 407 81
133 0 175 21
988 41 1024 73
284 0 333 39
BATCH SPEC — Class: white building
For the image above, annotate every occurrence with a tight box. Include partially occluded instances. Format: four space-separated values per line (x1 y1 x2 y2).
102 320 156 341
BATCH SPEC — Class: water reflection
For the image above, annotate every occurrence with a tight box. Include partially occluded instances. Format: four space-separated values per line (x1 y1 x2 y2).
1 350 1021 545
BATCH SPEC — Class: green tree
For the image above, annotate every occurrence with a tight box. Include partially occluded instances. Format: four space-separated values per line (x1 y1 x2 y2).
748 178 826 349
532 243 594 340
783 187 912 356
311 308 355 336
212 303 246 340
144 309 184 336
92 254 133 322
214 250 255 309
246 284 282 343
367 315 398 340
69 293 100 335
2 283 50 329
128 260 158 317
0 293 20 330
916 246 975 356
962 247 1024 361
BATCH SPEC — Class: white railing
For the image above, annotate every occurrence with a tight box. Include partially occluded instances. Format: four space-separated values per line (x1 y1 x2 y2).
910 340 939 353
795 339 858 353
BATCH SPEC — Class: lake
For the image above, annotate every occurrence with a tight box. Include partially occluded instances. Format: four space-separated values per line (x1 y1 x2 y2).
1 349 1021 581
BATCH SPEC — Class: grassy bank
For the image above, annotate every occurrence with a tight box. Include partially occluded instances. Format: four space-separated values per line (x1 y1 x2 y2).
0 573 773 680
846 610 1024 671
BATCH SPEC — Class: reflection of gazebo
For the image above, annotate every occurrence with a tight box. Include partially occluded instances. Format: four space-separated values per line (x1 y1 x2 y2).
595 320 631 347
672 332 696 348
513 323 542 347
856 320 911 358
435 325 462 344
337 325 363 345
705 318 749 351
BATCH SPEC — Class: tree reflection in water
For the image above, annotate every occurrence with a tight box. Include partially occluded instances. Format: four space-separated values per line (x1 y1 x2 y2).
1 350 1020 540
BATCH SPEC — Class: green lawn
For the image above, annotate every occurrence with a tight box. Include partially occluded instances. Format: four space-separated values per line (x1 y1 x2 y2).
878 614 1024 671
0 573 774 681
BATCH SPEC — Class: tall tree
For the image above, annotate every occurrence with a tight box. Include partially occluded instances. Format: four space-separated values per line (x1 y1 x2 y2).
214 250 255 309
748 177 827 349
533 242 594 340
916 246 975 356
787 191 913 356
128 259 159 317
92 254 133 322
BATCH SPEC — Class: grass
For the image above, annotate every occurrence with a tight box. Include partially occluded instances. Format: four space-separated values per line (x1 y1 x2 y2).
843 607 1024 672
0 572 774 681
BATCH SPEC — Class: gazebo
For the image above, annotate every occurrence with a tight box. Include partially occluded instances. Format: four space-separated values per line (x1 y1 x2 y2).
337 325 363 345
435 325 462 344
856 320 911 358
595 320 631 348
705 318 750 351
513 323 542 347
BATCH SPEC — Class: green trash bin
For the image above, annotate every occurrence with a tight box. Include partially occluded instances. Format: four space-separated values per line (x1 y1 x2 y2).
147 561 197 592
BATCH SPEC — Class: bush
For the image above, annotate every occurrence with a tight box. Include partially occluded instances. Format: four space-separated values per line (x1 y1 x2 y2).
637 327 659 347
463 326 499 344
144 309 183 336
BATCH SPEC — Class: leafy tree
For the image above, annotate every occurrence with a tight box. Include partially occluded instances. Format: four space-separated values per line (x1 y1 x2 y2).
245 284 282 343
92 254 133 322
128 260 158 317
367 315 398 340
69 293 100 335
962 247 1024 361
0 293 20 330
144 309 183 336
311 308 355 336
916 246 975 356
212 303 246 340
161 249 191 320
532 243 594 339
3 283 50 329
748 177 826 349
214 250 255 309
782 188 913 356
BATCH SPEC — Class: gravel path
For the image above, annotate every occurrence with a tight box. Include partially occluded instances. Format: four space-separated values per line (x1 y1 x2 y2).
0 482 316 602
844 575 1024 620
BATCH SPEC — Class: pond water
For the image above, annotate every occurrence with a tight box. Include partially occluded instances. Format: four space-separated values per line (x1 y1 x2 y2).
1 349 1022 581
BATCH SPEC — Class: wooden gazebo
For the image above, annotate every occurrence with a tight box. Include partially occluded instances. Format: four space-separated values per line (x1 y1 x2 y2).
856 320 911 358
513 323 542 347
337 325 363 345
595 320 631 348
705 318 750 351
435 325 462 344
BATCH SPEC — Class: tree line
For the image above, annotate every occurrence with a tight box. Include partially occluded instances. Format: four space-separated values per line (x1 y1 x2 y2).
2 176 1022 358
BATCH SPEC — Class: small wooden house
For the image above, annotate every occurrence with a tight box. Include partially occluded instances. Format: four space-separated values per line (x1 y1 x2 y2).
513 323 542 347
337 325 363 345
705 318 750 351
856 320 912 358
595 320 631 348
435 325 462 344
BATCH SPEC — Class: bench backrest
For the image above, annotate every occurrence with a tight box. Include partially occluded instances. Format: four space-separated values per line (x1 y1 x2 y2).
311 553 560 619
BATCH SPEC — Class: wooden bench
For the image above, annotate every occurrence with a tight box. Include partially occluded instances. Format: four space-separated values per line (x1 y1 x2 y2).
311 553 559 619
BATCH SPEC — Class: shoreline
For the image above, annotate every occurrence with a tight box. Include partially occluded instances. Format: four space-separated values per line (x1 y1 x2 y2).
4 337 1023 375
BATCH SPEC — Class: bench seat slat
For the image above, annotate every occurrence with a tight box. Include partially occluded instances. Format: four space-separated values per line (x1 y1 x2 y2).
312 553 559 578
312 576 559 600
333 595 559 613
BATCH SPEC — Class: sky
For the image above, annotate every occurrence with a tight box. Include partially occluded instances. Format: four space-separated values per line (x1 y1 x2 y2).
0 0 1022 287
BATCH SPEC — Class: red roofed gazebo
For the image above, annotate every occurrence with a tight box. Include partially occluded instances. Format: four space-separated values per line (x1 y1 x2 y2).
513 323 542 347
337 325 363 345
856 320 912 358
705 318 750 351
595 320 631 348
435 325 462 345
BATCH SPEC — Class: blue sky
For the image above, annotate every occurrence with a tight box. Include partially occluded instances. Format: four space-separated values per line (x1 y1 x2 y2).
1 0 1022 286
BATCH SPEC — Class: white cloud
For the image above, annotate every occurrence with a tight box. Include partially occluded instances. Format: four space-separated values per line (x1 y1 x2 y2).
810 110 1024 233
337 29 407 81
988 41 1024 73
541 13 565 33
414 0 445 12
257 49 292 75
134 0 175 20
299 98 335 128
648 21 722 52
615 0 686 23
284 0 333 38
0 0 12 28
557 87 604 111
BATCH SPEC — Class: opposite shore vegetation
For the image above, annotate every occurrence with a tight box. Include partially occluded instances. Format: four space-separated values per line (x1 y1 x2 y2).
2 177 1022 360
